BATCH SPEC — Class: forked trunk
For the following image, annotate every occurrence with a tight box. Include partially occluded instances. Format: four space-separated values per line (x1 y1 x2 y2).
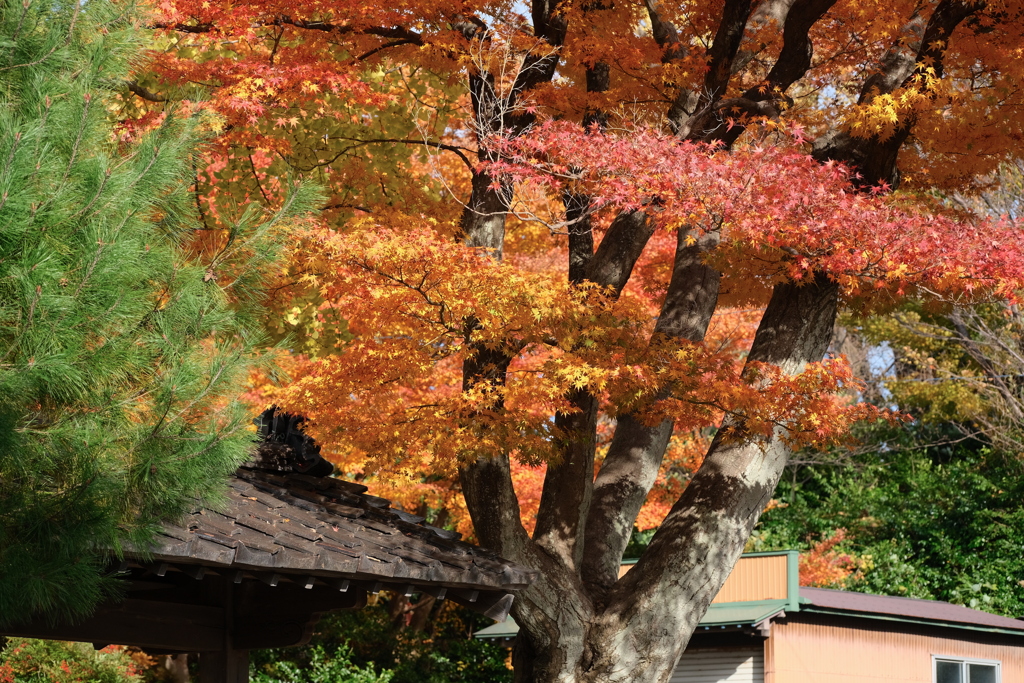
502 273 840 683
456 1 984 680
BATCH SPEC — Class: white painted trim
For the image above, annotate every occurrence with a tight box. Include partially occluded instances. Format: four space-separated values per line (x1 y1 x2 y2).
931 654 1001 683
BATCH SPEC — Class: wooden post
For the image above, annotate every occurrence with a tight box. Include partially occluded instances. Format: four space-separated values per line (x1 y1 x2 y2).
198 649 249 683
198 571 249 683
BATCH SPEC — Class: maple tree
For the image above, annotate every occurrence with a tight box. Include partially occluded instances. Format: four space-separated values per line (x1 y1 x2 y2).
135 0 1024 681
795 528 864 587
842 160 1024 455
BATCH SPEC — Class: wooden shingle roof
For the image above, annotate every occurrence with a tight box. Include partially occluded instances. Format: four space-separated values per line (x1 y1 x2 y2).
150 466 536 600
1 411 534 675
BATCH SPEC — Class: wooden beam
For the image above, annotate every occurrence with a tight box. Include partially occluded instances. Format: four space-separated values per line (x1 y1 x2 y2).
231 579 363 649
0 599 224 651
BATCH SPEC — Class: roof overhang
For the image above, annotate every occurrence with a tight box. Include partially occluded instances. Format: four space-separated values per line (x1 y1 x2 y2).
797 604 1024 638
474 599 792 640
2 466 537 679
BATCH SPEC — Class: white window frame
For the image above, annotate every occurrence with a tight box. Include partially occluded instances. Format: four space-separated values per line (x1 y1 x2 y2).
932 655 1001 683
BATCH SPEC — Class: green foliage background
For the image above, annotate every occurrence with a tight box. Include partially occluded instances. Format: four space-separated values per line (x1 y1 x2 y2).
0 639 141 683
251 598 512 683
252 644 392 683
753 422 1024 617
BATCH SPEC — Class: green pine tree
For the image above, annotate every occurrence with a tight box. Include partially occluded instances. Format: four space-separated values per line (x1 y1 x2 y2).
0 0 317 625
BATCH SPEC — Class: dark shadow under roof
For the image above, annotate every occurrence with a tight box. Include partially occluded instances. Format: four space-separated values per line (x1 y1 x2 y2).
800 587 1024 635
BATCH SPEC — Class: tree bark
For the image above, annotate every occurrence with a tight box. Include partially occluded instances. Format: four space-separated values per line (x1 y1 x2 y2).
582 273 840 683
581 227 721 593
812 0 985 188
535 388 599 569
534 56 617 571
461 169 509 259
454 8 595 681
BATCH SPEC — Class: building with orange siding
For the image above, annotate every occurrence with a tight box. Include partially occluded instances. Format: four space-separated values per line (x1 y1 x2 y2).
477 551 1024 682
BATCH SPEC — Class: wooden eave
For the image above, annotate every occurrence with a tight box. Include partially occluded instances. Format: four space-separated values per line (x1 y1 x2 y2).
148 467 535 598
1 466 536 682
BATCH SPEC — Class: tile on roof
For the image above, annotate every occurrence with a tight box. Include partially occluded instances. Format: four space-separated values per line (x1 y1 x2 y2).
149 466 537 594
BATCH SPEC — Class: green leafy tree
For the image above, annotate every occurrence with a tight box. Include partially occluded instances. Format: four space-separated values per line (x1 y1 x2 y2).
755 423 1024 617
252 644 393 683
832 160 1024 453
0 0 315 625
755 162 1024 612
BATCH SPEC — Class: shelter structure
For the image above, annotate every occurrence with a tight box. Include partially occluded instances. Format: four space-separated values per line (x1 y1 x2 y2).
2 410 536 682
476 551 1024 682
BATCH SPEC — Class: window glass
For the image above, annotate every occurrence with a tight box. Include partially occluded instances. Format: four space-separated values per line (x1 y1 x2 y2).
936 660 963 683
968 663 997 683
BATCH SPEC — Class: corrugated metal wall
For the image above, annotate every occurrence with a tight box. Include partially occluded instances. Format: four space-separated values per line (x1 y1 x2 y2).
671 648 765 683
712 555 789 604
618 554 790 602
766 617 1024 682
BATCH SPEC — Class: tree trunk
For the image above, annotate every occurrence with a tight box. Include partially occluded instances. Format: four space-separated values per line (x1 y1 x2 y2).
580 273 839 683
582 227 721 592
500 273 839 683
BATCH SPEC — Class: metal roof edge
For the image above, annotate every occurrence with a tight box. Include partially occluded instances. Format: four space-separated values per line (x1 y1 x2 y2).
798 605 1024 638
474 619 520 639
699 599 790 623
736 550 799 559
620 549 799 567
706 598 791 608
474 599 793 639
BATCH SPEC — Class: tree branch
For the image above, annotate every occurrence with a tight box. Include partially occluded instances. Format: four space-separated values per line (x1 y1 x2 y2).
581 227 722 592
126 81 168 102
703 0 839 146
704 0 755 101
531 209 655 568
644 0 687 62
812 0 988 188
530 50 611 570
730 0 799 74
584 210 658 295
668 0 755 138
587 273 840 681
949 308 1024 422
154 17 424 46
